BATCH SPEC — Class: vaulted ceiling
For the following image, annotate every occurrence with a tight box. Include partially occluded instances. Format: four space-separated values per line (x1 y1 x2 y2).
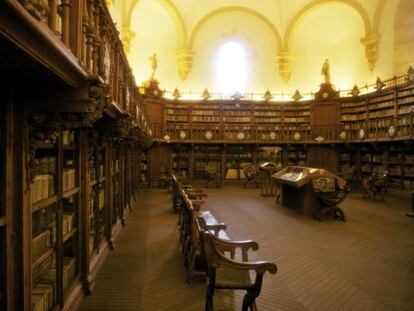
107 0 414 97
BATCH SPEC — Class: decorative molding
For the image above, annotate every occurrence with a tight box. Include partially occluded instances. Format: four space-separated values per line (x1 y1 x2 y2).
176 48 195 81
360 33 380 71
121 26 136 54
276 50 293 83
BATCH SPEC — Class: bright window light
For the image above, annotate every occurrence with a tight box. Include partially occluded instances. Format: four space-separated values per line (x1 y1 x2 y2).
215 41 247 95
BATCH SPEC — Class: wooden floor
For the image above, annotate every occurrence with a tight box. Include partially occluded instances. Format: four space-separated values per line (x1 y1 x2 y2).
78 184 414 311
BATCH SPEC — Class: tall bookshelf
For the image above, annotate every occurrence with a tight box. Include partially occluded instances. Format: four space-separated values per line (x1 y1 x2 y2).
171 144 191 181
283 144 308 166
111 145 120 226
193 144 221 180
30 129 81 310
224 145 253 180
88 142 106 258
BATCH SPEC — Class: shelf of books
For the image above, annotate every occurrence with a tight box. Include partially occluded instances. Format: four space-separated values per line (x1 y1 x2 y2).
171 144 190 181
224 145 253 180
283 144 307 167
30 137 59 311
165 102 190 123
89 145 106 258
252 103 283 124
190 102 221 123
222 102 252 124
111 146 120 225
30 129 81 310
282 103 311 126
193 144 221 180
396 83 414 137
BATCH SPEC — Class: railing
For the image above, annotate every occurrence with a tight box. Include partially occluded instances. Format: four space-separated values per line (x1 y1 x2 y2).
150 112 414 143
162 74 412 102
11 0 150 135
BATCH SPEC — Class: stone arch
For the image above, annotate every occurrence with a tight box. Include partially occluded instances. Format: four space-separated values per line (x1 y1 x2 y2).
188 6 283 51
126 0 187 47
284 0 372 50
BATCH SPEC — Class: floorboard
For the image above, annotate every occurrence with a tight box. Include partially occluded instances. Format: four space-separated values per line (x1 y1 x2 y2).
78 184 414 311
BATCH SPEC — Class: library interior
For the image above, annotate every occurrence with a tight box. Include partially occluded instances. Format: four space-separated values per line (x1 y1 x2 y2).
1 0 414 310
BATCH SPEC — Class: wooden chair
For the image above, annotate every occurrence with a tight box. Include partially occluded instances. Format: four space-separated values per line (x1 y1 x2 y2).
362 169 389 200
243 164 260 188
183 194 228 282
312 176 350 221
200 230 277 311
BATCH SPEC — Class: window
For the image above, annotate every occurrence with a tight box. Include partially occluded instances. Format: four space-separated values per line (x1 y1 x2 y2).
215 41 248 95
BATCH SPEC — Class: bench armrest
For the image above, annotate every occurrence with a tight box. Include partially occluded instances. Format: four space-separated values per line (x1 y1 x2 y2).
204 223 227 236
211 234 258 261
219 255 277 276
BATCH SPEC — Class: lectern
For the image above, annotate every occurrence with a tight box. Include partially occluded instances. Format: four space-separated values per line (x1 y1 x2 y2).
272 166 348 219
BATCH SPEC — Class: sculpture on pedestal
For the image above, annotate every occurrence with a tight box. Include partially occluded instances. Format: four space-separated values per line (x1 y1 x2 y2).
321 59 331 85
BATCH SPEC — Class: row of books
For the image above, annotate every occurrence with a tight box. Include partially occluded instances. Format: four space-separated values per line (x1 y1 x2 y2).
32 157 56 176
30 174 55 205
62 168 76 192
62 131 75 146
192 116 220 122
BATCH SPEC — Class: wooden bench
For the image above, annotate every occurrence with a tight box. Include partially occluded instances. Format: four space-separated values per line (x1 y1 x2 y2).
181 192 230 282
201 230 277 311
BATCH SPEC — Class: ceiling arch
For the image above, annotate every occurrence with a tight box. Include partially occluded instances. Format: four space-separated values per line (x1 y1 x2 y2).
284 0 372 50
373 0 385 32
127 0 187 47
188 6 283 51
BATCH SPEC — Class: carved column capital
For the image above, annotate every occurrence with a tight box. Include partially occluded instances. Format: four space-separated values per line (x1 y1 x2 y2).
176 48 195 81
360 33 380 72
121 27 136 54
276 50 293 83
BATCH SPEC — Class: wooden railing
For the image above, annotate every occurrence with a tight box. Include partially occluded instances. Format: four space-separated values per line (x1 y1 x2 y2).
150 112 414 144
4 0 150 138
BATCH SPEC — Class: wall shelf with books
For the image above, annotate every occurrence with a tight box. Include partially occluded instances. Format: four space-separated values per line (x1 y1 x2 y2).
190 102 221 123
171 144 191 181
224 145 253 180
283 144 308 167
29 129 82 311
89 144 106 258
193 144 222 180
111 146 120 225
